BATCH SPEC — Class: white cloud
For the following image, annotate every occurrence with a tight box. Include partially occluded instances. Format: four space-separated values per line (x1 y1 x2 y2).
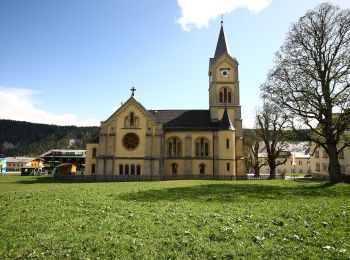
177 0 271 31
0 87 99 126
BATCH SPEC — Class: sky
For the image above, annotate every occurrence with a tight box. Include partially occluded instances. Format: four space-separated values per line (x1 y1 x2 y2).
1 0 350 127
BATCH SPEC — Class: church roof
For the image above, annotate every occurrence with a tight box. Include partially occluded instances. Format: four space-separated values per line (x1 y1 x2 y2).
163 110 218 130
148 110 189 124
214 22 232 59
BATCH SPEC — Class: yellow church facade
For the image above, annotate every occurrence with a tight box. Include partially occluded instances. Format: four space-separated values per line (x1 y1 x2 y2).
85 23 245 178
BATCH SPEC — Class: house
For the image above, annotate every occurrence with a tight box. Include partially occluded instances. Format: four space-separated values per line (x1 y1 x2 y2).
258 142 311 175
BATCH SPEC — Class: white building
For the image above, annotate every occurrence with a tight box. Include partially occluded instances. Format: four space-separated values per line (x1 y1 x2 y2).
259 142 311 175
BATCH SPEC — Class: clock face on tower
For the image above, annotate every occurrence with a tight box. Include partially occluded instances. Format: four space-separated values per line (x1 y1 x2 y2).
220 68 230 78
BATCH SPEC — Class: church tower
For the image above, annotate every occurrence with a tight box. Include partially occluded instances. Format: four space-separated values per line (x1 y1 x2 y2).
209 21 245 176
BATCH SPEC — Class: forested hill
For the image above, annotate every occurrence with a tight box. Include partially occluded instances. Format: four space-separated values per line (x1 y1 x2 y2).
0 120 100 157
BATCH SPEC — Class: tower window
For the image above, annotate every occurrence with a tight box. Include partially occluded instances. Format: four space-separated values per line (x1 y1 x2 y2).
226 139 230 149
92 148 97 158
227 163 230 171
219 87 232 104
195 138 209 157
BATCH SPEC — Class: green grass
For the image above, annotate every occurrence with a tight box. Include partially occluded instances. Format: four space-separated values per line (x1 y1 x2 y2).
0 175 349 259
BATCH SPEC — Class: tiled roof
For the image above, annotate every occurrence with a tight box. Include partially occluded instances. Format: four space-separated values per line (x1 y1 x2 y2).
148 110 189 124
163 110 218 130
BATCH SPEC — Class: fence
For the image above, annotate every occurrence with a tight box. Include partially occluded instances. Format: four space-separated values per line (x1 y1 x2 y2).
54 173 283 182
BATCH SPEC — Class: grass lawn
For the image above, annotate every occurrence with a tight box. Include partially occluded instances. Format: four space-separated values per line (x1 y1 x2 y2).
0 175 349 259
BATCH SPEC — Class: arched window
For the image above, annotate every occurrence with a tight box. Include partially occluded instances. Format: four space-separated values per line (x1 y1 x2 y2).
131 165 135 175
167 137 182 157
172 163 177 175
137 165 141 175
125 112 138 128
195 138 209 157
219 87 232 104
199 163 206 174
130 112 135 126
119 164 123 175
125 165 129 175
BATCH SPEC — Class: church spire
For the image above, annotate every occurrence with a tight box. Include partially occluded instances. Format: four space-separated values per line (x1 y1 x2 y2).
214 20 231 58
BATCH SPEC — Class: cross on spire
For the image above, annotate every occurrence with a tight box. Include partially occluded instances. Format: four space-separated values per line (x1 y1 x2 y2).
130 87 136 97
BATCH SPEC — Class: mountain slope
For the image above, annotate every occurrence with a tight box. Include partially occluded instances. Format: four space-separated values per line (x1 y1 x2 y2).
0 120 99 157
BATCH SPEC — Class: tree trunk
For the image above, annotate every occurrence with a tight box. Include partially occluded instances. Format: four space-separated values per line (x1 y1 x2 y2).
268 160 276 179
254 163 260 177
328 144 342 183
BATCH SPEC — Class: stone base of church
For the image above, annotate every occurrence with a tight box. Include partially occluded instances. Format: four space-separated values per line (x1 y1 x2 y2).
54 173 250 182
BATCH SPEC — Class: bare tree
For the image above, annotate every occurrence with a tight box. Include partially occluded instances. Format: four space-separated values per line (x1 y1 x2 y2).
244 129 266 177
261 3 350 183
256 103 289 179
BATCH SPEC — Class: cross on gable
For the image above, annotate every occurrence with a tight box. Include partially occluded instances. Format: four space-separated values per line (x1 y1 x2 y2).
130 87 136 97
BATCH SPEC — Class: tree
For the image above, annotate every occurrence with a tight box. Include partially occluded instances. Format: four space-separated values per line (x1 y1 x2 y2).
256 103 289 179
244 129 266 177
261 3 350 183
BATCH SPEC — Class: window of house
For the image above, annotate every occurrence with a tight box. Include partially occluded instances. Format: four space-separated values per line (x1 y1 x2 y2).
91 164 95 174
92 148 97 158
168 137 182 157
316 163 320 171
125 165 129 175
299 160 303 165
226 139 230 149
195 138 209 157
322 150 328 158
199 164 206 174
315 150 319 158
131 165 135 175
172 163 177 175
226 163 230 171
137 165 141 175
322 163 328 172
340 165 345 174
119 165 123 175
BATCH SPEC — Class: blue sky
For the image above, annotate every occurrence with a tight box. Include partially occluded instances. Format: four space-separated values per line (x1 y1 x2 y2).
1 0 349 127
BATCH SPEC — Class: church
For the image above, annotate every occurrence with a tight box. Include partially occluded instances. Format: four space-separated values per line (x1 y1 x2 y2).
85 22 245 178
